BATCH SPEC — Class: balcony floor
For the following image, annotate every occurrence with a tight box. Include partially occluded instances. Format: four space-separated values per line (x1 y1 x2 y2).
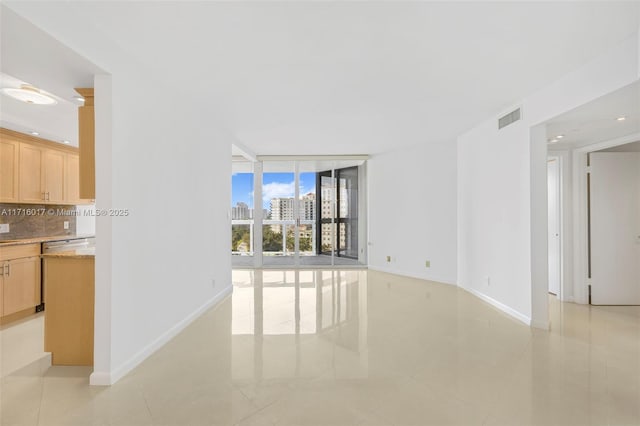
232 254 362 268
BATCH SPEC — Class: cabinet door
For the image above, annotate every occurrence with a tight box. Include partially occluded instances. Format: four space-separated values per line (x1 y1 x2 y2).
65 153 80 204
2 256 40 316
19 144 44 203
43 149 66 203
0 274 4 317
0 139 20 202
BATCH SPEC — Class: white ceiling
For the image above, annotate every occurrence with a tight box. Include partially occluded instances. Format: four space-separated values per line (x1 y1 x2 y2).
546 81 640 150
3 2 640 155
0 72 82 146
0 8 103 147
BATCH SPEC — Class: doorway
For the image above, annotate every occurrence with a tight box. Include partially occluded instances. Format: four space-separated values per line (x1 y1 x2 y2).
547 157 561 297
589 149 640 305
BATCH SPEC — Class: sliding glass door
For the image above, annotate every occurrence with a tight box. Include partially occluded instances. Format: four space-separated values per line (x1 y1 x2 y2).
336 166 358 259
316 166 358 263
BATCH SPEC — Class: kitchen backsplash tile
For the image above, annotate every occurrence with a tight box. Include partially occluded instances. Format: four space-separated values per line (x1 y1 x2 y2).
0 204 77 240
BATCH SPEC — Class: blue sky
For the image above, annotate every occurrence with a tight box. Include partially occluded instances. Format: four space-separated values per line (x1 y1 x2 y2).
232 172 316 209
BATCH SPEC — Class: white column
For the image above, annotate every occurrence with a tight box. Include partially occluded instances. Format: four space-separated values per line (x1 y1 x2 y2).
253 162 263 268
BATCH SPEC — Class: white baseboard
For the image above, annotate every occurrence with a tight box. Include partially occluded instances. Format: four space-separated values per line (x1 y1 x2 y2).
460 286 532 326
90 285 232 386
531 319 550 330
89 371 111 386
367 265 457 286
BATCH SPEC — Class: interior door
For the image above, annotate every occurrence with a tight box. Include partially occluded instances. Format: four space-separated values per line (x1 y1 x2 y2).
547 159 561 295
590 152 640 305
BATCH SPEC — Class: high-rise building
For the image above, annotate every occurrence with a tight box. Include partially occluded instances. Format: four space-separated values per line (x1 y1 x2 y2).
300 193 315 220
231 202 251 220
270 198 295 221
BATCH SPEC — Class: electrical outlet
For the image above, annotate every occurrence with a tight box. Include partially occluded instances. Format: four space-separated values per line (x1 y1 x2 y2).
386 255 391 262
425 260 431 268
0 223 9 233
63 221 70 230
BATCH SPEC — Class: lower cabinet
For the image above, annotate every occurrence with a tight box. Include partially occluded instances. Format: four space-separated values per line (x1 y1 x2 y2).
0 244 41 318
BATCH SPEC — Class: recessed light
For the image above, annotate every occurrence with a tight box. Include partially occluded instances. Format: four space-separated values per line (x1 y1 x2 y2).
62 140 70 144
548 139 559 144
0 85 57 105
73 96 85 102
616 116 626 121
556 135 564 139
30 131 39 136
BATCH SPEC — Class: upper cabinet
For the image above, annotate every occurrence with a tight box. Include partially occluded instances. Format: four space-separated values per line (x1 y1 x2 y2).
43 149 66 203
18 143 44 202
0 138 20 203
0 128 88 205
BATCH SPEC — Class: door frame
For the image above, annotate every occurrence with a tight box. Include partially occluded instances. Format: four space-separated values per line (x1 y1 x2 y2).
572 132 640 304
547 155 562 299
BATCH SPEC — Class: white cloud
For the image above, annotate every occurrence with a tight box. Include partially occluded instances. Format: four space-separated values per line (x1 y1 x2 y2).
262 181 295 204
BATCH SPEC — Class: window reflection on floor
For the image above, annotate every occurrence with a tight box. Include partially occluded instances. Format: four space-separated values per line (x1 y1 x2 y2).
231 269 368 381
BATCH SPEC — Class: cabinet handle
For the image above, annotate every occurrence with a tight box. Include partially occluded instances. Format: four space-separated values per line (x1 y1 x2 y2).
4 263 9 277
42 192 46 200
46 192 50 201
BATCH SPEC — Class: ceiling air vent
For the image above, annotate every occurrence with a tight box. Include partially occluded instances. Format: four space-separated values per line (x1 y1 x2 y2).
498 108 521 129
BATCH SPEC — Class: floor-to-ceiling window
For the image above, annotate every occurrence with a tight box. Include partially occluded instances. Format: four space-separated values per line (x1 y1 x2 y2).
231 160 255 267
231 157 366 268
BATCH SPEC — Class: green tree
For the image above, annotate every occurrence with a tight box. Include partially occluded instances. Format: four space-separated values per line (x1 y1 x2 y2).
262 226 283 252
231 226 250 251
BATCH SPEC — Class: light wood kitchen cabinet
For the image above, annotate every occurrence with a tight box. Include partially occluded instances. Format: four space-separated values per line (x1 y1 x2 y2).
18 143 44 202
21 144 66 203
0 128 87 205
65 153 81 204
43 254 94 366
75 88 95 200
0 244 41 318
43 149 66 203
0 138 20 203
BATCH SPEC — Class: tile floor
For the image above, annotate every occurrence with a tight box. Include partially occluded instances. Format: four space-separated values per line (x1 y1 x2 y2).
1 269 639 425
0 312 49 378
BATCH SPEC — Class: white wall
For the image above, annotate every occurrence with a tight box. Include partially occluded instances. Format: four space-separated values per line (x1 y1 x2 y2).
457 119 533 321
368 140 457 285
457 32 639 326
98 69 233 384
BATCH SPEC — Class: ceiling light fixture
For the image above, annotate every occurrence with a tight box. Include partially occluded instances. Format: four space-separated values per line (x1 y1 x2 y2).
616 116 627 121
548 138 559 144
0 84 57 105
73 96 85 102
62 140 70 144
30 131 39 136
556 135 564 139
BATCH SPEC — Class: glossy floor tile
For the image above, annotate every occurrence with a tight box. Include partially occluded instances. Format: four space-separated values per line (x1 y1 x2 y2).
0 312 50 378
2 270 639 425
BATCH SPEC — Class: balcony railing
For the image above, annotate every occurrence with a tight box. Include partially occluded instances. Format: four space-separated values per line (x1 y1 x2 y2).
232 219 318 256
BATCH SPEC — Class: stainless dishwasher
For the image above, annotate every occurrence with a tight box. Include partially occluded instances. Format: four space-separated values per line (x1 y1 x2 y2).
42 237 95 254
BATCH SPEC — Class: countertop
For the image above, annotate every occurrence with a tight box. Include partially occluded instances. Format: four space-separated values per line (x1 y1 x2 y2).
41 247 95 259
0 234 95 247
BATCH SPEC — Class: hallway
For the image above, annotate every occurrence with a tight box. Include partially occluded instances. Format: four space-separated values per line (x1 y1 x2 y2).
2 270 639 425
